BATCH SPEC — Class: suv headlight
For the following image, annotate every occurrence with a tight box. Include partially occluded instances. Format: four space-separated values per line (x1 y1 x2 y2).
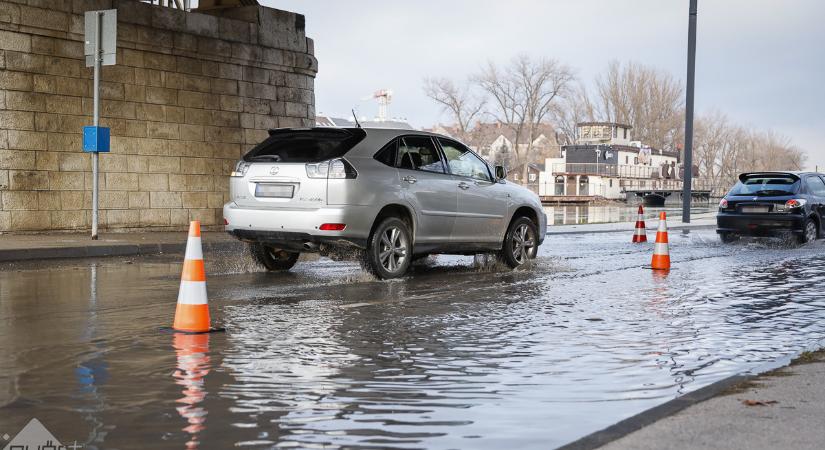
231 160 250 177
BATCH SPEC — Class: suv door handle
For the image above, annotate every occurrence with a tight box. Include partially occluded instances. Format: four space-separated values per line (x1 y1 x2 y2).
458 182 471 190
402 175 417 184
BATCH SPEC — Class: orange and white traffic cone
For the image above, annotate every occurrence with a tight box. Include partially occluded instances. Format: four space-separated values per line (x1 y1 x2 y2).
651 212 671 270
173 221 212 333
632 205 647 243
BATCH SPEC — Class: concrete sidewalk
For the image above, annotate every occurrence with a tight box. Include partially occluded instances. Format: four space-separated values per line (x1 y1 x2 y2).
0 231 240 262
567 350 825 450
600 351 825 450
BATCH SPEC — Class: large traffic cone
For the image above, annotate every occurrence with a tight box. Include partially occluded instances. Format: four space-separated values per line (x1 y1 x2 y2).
632 205 647 243
173 221 212 333
651 212 671 270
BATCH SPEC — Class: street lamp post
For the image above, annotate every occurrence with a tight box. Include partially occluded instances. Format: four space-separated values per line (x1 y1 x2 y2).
682 0 698 223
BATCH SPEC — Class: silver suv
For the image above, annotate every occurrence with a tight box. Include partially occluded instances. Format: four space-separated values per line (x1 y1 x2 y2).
223 127 546 279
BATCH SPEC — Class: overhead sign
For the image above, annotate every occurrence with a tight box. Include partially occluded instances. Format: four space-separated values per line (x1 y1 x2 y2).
84 9 117 67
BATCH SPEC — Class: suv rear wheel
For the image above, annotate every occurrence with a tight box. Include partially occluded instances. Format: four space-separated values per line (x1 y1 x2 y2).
499 216 538 268
361 217 412 279
250 243 300 271
797 217 819 244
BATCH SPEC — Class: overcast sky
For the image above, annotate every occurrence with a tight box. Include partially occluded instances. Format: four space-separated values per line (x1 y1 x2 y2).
257 0 824 170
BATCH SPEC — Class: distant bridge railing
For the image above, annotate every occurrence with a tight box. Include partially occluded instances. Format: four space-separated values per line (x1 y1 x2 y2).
551 163 672 179
619 178 717 193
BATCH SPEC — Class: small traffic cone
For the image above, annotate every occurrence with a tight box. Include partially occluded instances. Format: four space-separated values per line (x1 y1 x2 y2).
173 221 212 333
651 212 671 270
632 205 647 243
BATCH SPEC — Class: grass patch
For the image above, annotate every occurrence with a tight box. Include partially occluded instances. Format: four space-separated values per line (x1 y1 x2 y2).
791 348 825 365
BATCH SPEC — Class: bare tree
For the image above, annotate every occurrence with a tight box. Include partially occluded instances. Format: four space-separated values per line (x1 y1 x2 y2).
475 54 574 180
552 82 596 145
423 77 485 142
694 111 806 194
593 61 684 151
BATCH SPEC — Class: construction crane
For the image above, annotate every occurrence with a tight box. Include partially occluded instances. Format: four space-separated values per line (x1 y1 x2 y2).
373 89 393 122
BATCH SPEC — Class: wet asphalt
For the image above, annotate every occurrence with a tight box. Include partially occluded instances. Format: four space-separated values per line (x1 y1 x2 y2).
1 229 824 449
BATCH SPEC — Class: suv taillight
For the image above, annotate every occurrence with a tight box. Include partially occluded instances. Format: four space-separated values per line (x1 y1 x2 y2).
306 159 357 179
231 160 250 177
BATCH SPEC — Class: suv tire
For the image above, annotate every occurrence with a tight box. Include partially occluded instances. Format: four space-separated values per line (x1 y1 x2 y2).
250 243 300 271
361 217 412 279
499 216 539 268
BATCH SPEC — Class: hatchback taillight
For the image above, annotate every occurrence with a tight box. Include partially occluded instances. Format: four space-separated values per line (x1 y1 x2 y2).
719 198 728 209
785 199 806 209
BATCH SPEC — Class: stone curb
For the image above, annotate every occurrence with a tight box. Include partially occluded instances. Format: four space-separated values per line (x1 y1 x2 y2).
0 241 240 262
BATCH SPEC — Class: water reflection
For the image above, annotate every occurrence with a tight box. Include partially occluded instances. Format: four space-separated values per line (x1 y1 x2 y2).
173 333 212 450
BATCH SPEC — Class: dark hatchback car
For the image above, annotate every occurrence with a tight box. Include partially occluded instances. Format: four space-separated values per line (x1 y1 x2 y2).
717 172 825 244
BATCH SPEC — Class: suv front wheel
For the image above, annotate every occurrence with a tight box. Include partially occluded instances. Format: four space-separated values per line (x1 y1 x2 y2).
361 217 412 279
499 216 538 268
250 243 300 271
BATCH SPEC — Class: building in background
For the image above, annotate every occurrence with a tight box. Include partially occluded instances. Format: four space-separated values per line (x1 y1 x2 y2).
537 122 681 201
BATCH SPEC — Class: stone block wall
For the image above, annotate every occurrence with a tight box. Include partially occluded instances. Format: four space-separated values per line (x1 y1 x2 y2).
0 0 316 231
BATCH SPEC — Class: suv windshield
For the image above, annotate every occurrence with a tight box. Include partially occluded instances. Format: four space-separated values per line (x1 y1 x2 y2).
243 128 366 163
728 175 800 196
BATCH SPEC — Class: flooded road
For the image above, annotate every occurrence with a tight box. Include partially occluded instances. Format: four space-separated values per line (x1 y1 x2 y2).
2 229 825 449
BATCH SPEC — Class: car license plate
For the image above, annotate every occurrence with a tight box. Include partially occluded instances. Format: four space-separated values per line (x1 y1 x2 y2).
741 206 769 213
255 183 294 198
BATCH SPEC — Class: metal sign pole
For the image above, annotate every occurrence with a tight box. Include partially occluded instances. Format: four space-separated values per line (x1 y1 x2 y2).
91 12 102 240
682 0 698 223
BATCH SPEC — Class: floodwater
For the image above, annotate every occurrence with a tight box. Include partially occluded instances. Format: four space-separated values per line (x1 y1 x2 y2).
2 230 825 449
543 205 715 225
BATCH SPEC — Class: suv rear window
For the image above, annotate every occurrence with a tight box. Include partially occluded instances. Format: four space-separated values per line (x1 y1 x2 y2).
729 174 800 196
243 128 366 163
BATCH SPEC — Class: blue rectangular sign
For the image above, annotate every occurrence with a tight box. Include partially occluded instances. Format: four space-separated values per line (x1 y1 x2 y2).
83 126 110 153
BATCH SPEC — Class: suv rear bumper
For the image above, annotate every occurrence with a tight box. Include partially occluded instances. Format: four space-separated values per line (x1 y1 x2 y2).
223 202 374 250
717 212 805 235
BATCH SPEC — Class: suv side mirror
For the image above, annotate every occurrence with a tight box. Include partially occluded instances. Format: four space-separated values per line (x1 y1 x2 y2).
494 165 507 181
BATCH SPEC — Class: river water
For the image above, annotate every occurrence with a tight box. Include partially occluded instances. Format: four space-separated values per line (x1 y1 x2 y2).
1 229 824 449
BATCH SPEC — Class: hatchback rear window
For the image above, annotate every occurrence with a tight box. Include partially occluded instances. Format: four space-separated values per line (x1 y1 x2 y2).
243 128 366 163
728 175 800 196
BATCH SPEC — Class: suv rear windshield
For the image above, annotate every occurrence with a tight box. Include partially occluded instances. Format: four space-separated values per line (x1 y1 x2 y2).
728 175 800 196
243 128 366 163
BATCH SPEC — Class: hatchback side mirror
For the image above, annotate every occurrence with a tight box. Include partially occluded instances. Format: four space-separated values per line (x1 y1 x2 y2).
494 165 507 181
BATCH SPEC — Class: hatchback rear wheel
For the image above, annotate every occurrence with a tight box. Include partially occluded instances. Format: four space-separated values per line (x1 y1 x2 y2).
361 217 412 279
719 232 739 244
250 243 300 271
797 218 819 244
499 216 538 268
